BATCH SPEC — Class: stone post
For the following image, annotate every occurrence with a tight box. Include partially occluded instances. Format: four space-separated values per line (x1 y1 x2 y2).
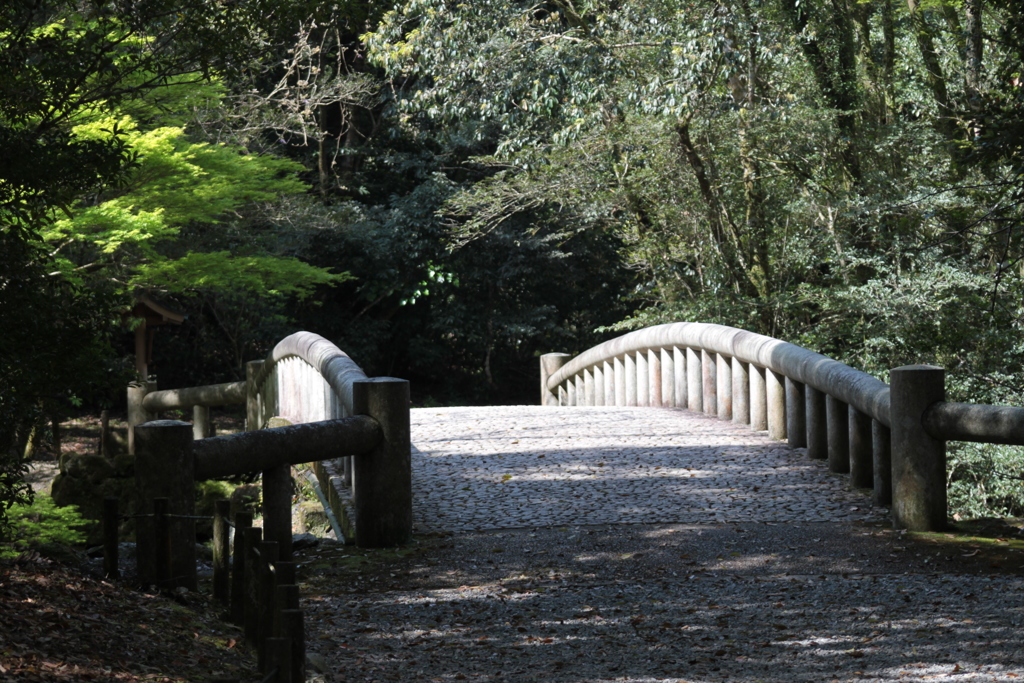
135 420 196 590
660 349 674 407
786 377 806 449
649 349 662 407
890 365 947 530
604 360 616 406
246 360 265 432
805 387 827 459
826 395 849 472
702 350 717 417
584 368 595 406
593 363 605 406
625 353 637 406
614 357 626 406
766 369 786 440
750 365 767 431
717 353 732 420
352 378 412 547
732 358 750 425
687 348 702 412
673 348 686 409
127 380 155 455
873 420 893 506
849 406 874 488
637 351 649 407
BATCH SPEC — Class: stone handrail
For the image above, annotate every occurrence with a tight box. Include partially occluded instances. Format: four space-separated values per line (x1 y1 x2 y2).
542 322 1024 532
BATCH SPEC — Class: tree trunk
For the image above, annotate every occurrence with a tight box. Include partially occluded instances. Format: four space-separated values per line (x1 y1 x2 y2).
906 0 959 140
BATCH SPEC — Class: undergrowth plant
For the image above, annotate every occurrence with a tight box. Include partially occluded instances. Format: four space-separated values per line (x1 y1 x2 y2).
0 494 87 559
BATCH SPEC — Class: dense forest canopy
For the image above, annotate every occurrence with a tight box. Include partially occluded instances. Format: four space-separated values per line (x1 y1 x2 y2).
2 0 1024 526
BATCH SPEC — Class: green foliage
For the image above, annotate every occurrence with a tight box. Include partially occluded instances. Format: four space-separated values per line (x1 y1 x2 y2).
0 494 88 559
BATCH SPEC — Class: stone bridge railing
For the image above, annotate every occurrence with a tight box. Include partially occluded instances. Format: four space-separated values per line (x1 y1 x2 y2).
542 322 1024 532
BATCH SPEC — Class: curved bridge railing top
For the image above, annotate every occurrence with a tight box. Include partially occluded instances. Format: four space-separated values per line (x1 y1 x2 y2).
542 322 1024 533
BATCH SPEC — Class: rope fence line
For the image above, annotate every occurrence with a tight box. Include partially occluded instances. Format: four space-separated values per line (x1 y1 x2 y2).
102 497 304 683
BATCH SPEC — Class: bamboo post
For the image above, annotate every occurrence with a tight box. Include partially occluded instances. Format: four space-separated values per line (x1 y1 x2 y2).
213 499 230 605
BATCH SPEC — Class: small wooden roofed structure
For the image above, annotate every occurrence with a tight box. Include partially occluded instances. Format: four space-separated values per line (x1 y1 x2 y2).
130 294 184 379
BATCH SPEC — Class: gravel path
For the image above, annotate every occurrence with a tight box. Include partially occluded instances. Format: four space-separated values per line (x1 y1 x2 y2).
302 406 1024 683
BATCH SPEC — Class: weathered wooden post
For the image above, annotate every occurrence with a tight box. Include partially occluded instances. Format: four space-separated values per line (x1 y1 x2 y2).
352 377 412 547
716 353 732 420
193 405 211 440
686 348 702 412
153 497 171 589
246 360 265 432
890 365 947 531
213 499 230 605
230 511 252 625
243 526 263 642
126 380 155 455
672 348 686 409
279 608 305 683
258 540 280 672
750 365 767 431
135 421 196 590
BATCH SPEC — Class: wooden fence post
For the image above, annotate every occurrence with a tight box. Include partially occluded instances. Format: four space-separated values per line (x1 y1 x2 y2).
258 541 279 673
135 420 196 590
352 378 412 548
243 526 263 643
126 381 155 455
153 497 171 590
230 511 252 625
890 365 947 531
213 499 230 605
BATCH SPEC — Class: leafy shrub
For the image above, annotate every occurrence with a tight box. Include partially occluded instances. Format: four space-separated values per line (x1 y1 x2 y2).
0 494 88 560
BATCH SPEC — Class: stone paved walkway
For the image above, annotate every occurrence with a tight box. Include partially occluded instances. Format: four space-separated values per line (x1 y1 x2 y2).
410 405 888 532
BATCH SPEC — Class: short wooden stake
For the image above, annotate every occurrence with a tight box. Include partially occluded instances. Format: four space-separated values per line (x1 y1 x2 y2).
212 499 230 605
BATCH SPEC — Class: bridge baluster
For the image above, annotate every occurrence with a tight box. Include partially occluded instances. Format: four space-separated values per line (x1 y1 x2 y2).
625 353 637 406
661 348 674 407
701 350 717 416
786 377 806 448
637 351 649 407
732 358 749 425
584 368 595 406
593 364 605 406
827 395 850 473
604 360 615 406
614 357 626 406
805 385 826 458
673 347 686 409
849 406 873 488
872 420 892 505
648 350 661 407
766 368 786 440
717 353 732 420
687 348 702 412
750 365 768 431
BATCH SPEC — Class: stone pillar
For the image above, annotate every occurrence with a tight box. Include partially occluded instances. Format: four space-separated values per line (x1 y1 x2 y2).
637 351 649 407
604 360 615 406
575 375 585 406
766 369 786 440
193 404 211 440
849 406 873 488
750 365 767 431
786 377 806 448
584 368 595 406
890 365 946 530
702 350 717 417
126 380 155 455
717 353 732 420
826 395 849 471
614 357 626 406
593 364 605 406
673 347 686 409
661 349 675 407
135 420 196 590
540 353 571 406
352 378 412 547
625 353 637 407
732 358 750 425
245 360 264 431
687 348 702 412
873 420 893 506
649 350 662 407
